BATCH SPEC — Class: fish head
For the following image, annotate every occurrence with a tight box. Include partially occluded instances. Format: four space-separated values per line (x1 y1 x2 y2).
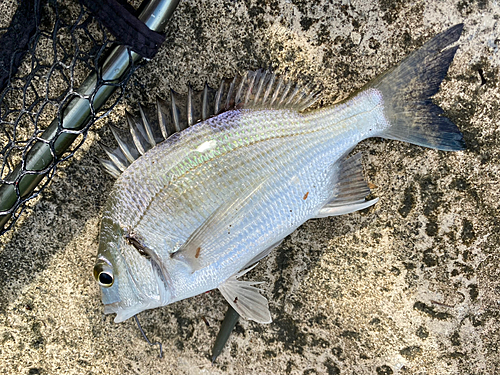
93 216 172 323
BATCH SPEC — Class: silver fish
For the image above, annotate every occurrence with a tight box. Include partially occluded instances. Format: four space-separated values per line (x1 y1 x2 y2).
94 24 465 324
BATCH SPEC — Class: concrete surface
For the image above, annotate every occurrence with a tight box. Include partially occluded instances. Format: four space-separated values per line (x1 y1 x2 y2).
1 0 499 374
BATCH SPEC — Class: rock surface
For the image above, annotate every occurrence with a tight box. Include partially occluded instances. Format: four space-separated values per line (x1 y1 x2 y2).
1 0 499 374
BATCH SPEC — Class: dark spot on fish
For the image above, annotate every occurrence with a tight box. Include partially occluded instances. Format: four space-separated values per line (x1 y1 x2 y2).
195 247 201 259
233 297 238 303
303 192 309 200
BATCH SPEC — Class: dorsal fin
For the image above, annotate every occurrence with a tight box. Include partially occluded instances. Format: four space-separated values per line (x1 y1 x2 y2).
220 70 321 112
99 70 322 178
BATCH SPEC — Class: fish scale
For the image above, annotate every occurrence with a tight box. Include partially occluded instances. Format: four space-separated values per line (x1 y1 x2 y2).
94 25 466 325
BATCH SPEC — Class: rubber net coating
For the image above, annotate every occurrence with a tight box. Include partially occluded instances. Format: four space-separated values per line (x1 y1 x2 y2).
0 0 140 235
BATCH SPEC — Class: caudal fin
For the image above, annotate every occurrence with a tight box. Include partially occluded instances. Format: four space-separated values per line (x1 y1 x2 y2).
370 24 465 151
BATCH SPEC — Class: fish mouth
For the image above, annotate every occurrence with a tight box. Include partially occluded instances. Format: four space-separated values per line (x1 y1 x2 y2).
103 301 137 323
104 300 162 323
103 301 120 315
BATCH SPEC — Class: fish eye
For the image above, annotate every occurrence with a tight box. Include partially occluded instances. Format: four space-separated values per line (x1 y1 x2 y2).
94 260 114 287
98 272 114 287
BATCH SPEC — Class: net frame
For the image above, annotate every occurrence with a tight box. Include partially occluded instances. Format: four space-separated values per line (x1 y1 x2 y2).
0 0 175 235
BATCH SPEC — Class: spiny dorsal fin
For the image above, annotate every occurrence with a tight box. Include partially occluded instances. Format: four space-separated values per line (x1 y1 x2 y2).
217 70 321 112
99 70 322 178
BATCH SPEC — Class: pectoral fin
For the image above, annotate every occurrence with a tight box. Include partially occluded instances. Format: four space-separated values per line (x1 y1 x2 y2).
316 152 378 218
171 178 268 272
218 265 272 324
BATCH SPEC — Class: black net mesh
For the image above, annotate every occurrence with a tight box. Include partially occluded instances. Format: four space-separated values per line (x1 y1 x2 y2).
0 0 142 235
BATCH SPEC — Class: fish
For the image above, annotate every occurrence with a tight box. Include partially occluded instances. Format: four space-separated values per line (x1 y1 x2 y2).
94 24 465 325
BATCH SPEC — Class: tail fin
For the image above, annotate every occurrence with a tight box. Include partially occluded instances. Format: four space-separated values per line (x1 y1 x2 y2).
370 24 465 151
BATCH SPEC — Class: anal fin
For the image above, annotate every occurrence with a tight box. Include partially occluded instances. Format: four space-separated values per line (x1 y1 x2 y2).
316 152 378 218
316 198 379 217
218 265 272 324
